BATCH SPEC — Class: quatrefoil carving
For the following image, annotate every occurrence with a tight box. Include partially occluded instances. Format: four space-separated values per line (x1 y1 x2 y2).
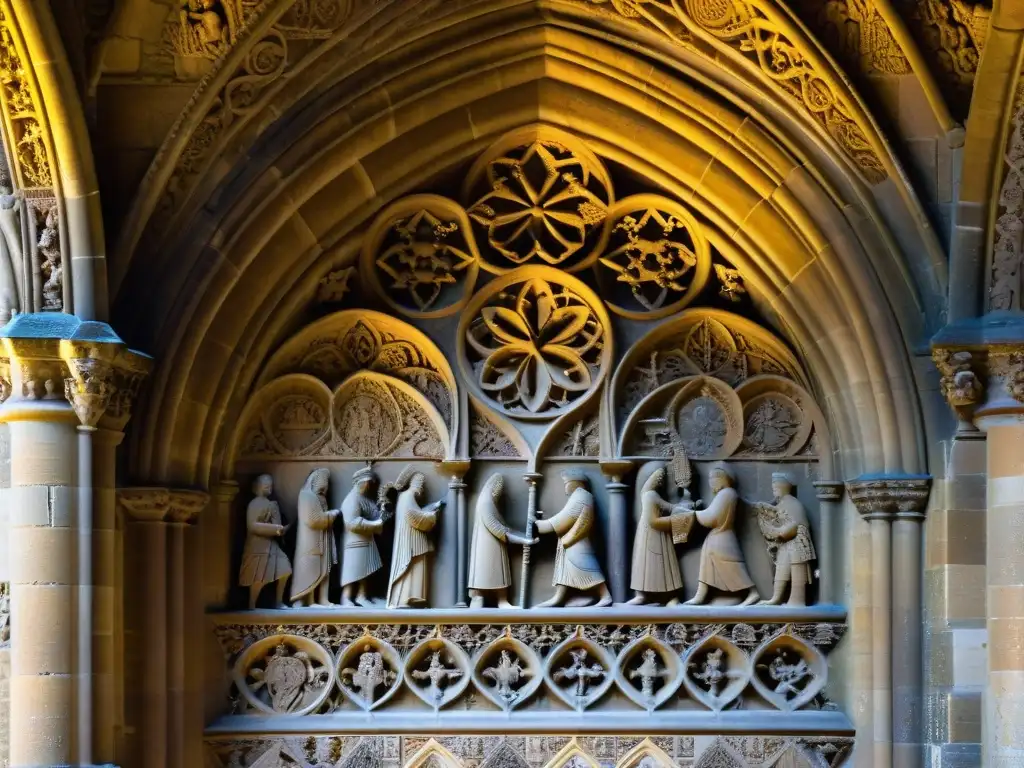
544 630 614 712
472 632 543 711
232 634 334 716
681 632 749 712
750 632 827 711
614 633 683 711
336 635 403 712
405 636 471 711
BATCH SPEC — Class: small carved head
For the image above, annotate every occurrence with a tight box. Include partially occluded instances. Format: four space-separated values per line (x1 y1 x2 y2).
709 465 734 493
561 469 588 494
770 472 794 501
353 466 377 494
409 472 426 497
252 473 273 498
486 473 504 500
305 468 330 497
642 465 667 494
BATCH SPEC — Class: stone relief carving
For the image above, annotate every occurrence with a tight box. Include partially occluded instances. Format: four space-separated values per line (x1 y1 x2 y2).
207 735 853 768
0 152 21 322
535 472 612 608
685 466 760 607
789 0 910 76
595 195 710 319
363 196 480 318
317 266 355 305
0 9 52 190
381 467 444 609
239 473 293 609
464 128 612 272
553 414 600 458
588 0 886 183
170 0 239 59
909 0 988 118
339 466 385 607
629 463 696 606
290 468 340 607
0 582 8 646
751 474 816 608
214 620 842 719
468 474 537 608
470 410 521 458
991 86 1024 311
461 270 610 419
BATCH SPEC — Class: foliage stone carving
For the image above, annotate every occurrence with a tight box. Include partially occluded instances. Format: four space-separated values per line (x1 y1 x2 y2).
461 269 612 419
464 128 613 272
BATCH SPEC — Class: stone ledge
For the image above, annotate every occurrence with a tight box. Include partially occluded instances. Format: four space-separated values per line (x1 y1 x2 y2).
204 709 855 736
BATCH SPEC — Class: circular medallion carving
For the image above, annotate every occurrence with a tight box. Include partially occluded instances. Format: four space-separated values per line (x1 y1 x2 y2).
594 194 711 319
331 375 402 457
458 267 612 420
232 634 334 716
668 377 743 459
363 194 480 318
463 127 613 273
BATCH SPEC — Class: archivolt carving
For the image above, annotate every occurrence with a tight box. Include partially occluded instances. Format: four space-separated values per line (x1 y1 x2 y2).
910 0 988 118
237 371 448 461
789 0 910 76
460 268 612 420
613 310 806 420
595 194 711 319
0 7 52 190
589 0 886 183
363 194 480 318
259 310 457 431
990 86 1024 311
463 126 613 273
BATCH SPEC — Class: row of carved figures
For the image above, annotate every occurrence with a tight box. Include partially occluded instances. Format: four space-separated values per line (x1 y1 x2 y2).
240 461 816 610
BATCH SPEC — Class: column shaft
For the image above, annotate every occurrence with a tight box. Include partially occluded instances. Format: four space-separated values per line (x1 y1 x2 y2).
456 481 468 608
892 513 924 768
8 416 79 768
871 516 894 768
138 520 168 768
605 481 629 604
984 422 1024 766
167 523 186 768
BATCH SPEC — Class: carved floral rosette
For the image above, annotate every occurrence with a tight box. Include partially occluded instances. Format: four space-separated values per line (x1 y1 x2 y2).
458 267 613 421
214 620 843 718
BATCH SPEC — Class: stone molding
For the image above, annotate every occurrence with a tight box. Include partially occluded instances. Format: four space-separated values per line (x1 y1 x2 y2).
119 487 209 525
812 481 844 502
846 474 931 521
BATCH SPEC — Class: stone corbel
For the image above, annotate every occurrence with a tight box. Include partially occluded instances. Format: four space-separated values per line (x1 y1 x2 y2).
847 475 931 520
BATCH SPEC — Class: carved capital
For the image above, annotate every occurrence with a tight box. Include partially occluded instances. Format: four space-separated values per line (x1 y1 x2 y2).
117 487 172 522
438 459 471 481
62 355 116 428
599 459 634 484
168 489 210 524
932 348 984 410
812 481 844 502
846 475 931 521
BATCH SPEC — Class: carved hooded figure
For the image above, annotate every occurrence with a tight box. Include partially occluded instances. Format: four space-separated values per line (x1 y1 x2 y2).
289 468 339 607
628 463 693 604
386 469 442 608
467 473 535 608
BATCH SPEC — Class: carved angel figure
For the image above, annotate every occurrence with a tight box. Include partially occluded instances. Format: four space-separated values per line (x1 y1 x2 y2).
289 468 340 607
468 473 537 608
534 471 612 608
383 467 444 608
238 474 292 609
628 462 695 605
684 465 760 606
753 473 816 607
177 0 227 55
339 466 385 607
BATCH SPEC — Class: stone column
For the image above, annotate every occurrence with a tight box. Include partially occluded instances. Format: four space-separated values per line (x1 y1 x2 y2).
933 328 1024 765
167 490 207 768
812 480 844 605
206 481 239 609
118 488 171 768
600 460 633 605
0 314 149 768
848 475 932 768
439 460 470 607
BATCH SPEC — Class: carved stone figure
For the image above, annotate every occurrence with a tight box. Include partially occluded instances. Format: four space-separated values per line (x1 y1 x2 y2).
467 473 536 608
38 209 61 311
628 463 695 605
0 160 22 323
178 0 227 55
384 468 444 608
754 473 817 607
341 643 395 707
553 648 605 699
411 650 463 705
629 648 669 702
247 642 329 714
290 468 340 607
482 649 527 706
238 474 292 609
684 465 760 606
534 471 612 608
339 466 385 607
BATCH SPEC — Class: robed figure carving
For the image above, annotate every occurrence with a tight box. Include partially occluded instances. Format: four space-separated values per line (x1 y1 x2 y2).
290 468 340 607
685 465 760 606
468 473 536 608
628 463 695 606
340 466 385 607
238 474 292 609
754 473 816 607
383 468 444 608
534 471 612 608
